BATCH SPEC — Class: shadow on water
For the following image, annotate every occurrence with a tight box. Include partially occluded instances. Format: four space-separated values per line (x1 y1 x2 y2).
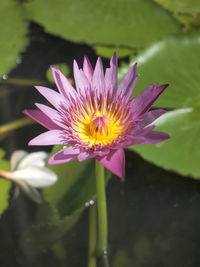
0 23 200 267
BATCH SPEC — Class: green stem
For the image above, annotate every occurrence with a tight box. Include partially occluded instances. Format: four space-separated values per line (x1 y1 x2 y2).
95 160 108 256
0 117 34 135
0 78 48 86
88 203 97 267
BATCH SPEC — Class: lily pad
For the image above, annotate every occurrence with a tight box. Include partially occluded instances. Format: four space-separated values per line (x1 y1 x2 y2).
173 13 200 30
132 108 200 178
0 1 27 78
119 34 200 109
0 150 11 217
94 45 136 59
118 34 200 178
154 0 200 15
24 0 180 48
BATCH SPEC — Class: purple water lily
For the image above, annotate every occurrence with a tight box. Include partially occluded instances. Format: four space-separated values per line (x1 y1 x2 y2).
24 53 169 179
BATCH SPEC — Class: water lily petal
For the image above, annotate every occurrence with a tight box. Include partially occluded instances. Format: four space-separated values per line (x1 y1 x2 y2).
29 130 65 146
48 147 79 164
35 103 65 129
35 86 66 110
17 151 48 169
73 60 91 96
92 57 105 95
137 109 166 128
10 150 28 171
142 130 170 144
105 52 118 94
131 84 168 118
77 151 93 161
83 56 93 83
118 63 137 100
13 166 57 188
50 65 77 100
98 149 125 179
16 180 42 204
23 109 60 130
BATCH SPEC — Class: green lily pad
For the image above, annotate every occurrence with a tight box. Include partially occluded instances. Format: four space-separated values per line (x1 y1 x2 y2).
94 45 136 59
0 1 27 78
154 0 200 14
118 34 200 178
173 13 200 30
131 108 200 178
119 34 200 109
0 150 11 217
24 0 180 48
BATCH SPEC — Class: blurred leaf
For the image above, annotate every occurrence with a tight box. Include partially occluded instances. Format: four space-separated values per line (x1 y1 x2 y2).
46 63 70 84
44 147 111 217
94 45 136 59
24 0 180 48
112 250 132 267
44 158 96 217
0 1 27 78
0 179 11 218
24 203 83 254
173 13 200 30
130 108 200 179
154 0 200 14
24 146 111 253
0 150 11 217
119 34 200 109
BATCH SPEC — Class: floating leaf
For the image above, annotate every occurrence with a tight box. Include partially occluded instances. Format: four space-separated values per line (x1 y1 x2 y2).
94 45 136 59
173 13 200 30
119 34 200 109
118 34 200 178
131 108 200 179
0 1 27 78
24 0 180 48
154 0 200 15
0 150 11 217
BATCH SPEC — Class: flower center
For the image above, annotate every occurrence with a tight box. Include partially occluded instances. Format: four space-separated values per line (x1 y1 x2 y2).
89 115 110 139
70 96 132 149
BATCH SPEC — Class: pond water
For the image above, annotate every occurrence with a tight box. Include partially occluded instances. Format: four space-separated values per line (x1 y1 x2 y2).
0 23 200 267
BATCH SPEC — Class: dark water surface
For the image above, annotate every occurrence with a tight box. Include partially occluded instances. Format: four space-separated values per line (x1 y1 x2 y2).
0 23 200 267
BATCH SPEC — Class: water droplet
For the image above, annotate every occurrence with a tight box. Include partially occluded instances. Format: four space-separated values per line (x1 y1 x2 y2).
85 199 95 207
2 74 8 80
85 202 90 207
89 199 95 205
103 250 108 255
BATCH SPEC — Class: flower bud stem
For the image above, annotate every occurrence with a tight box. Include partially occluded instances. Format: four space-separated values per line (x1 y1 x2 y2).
95 160 108 257
88 203 97 267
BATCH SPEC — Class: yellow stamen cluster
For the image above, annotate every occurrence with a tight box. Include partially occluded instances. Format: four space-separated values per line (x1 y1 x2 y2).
71 95 131 148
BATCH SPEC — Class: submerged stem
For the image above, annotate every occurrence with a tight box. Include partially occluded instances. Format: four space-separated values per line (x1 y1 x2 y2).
88 203 97 267
0 117 34 135
95 160 108 257
0 78 48 86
